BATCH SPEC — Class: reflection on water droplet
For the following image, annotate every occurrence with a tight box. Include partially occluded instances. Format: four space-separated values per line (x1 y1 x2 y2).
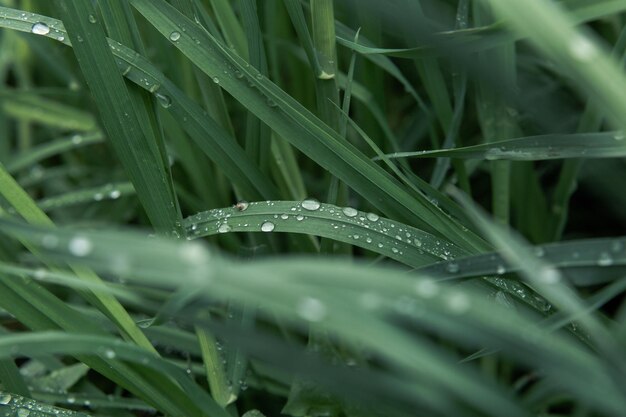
0 393 11 404
31 22 50 35
235 201 249 211
342 207 358 217
218 224 231 233
69 236 93 257
261 221 275 232
169 31 181 41
297 297 326 322
104 349 116 359
155 92 172 108
301 199 320 211
109 189 121 199
17 408 30 417
88 14 97 23
366 212 379 222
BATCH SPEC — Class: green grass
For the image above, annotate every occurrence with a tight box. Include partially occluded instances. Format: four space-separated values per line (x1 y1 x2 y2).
0 1 625 416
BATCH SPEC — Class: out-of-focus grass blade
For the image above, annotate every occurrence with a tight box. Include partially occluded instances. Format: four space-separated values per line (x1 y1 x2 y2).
209 0 249 58
483 0 626 131
55 0 182 235
378 132 626 161
129 0 486 253
37 182 134 212
6 131 104 173
0 91 97 131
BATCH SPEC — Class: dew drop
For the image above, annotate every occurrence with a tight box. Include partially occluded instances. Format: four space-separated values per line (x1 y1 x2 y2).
169 31 181 41
67 396 76 404
538 267 561 285
413 238 422 247
212 76 220 84
446 292 470 314
598 252 614 266
94 193 104 201
366 212 379 222
342 207 358 217
235 200 249 211
569 36 596 62
296 214 304 221
280 214 289 220
17 409 30 417
496 264 506 275
301 198 321 211
0 394 11 405
88 14 97 23
234 70 244 79
155 92 172 108
218 224 231 233
109 189 121 199
614 132 625 141
297 297 327 322
68 236 93 257
41 234 59 249
31 22 50 35
446 262 460 273
261 221 275 232
414 279 439 298
104 349 116 359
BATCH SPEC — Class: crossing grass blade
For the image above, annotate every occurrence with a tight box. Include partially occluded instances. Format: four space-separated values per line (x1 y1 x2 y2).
378 131 626 161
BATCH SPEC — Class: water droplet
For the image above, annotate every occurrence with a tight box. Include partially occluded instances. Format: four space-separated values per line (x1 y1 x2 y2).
598 252 613 266
109 189 121 199
366 237 372 243
234 70 244 79
391 247 399 254
446 262 460 273
218 224 231 233
342 207 358 217
261 221 275 232
266 98 277 107
0 394 11 404
67 396 76 404
296 214 304 221
280 214 289 220
538 267 561 284
534 247 545 257
155 92 172 108
235 200 249 211
68 236 93 257
301 198 321 211
71 134 82 145
614 132 625 141
169 31 181 41
31 22 50 35
94 193 104 201
569 36 596 62
413 238 422 247
496 264 506 275
446 292 470 314
17 409 30 417
88 14 97 23
41 234 59 249
366 212 379 222
34 268 47 280
297 297 326 322
104 349 116 359
415 279 439 298
212 76 220 84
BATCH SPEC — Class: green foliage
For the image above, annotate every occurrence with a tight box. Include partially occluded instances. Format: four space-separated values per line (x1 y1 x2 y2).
0 1 624 417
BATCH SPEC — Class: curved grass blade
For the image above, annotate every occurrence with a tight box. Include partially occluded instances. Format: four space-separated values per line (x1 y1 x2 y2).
378 131 626 161
185 200 466 265
0 391 90 417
